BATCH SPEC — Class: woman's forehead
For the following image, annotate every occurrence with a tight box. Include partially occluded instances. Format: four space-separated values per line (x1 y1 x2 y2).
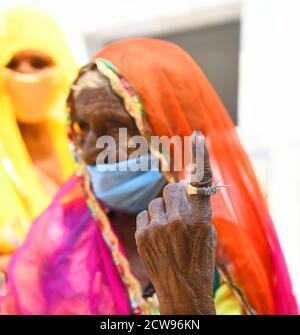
73 84 128 122
75 85 122 111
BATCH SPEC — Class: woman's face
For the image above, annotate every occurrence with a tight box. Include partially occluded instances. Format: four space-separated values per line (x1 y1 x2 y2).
72 72 140 165
6 50 55 74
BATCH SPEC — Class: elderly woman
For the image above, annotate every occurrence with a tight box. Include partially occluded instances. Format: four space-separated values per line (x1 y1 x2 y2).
0 7 77 271
1 39 297 315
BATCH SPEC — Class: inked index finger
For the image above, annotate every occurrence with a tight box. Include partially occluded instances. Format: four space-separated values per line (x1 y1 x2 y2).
190 130 212 188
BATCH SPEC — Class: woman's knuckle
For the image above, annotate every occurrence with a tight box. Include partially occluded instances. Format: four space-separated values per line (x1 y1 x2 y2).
137 210 148 223
148 197 163 211
163 182 179 195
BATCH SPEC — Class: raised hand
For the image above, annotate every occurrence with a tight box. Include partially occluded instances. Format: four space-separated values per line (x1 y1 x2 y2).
135 131 216 315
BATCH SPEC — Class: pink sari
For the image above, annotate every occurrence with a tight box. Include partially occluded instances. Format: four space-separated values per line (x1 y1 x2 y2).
1 175 131 314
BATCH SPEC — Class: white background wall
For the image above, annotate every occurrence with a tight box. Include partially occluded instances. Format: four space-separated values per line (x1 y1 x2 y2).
238 0 300 304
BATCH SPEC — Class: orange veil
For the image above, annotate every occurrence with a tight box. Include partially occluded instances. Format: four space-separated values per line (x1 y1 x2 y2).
95 38 298 314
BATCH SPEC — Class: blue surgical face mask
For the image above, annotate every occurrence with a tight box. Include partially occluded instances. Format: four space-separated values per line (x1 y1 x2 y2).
86 155 165 214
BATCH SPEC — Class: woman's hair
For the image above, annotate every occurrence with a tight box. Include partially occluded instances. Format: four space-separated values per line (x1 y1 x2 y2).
72 67 110 98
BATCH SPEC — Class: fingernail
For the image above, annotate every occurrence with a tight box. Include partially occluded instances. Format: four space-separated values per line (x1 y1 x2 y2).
191 130 205 145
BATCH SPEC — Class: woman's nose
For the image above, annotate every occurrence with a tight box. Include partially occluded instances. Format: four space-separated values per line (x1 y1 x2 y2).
15 60 37 74
82 131 101 165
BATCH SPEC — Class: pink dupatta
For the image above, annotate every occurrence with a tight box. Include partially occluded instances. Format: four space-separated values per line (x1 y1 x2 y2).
1 175 131 314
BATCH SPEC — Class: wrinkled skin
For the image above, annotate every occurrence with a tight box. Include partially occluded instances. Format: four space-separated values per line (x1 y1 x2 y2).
136 143 216 314
72 70 216 314
73 69 140 165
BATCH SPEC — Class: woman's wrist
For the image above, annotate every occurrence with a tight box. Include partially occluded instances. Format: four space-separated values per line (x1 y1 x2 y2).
155 279 216 315
157 292 216 315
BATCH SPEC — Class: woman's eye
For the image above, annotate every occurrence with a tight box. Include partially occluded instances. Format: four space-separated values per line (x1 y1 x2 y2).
30 57 49 69
112 125 120 132
6 58 18 70
112 121 127 131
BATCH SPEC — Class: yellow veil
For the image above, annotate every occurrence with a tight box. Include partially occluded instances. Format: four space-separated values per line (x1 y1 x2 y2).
0 7 78 254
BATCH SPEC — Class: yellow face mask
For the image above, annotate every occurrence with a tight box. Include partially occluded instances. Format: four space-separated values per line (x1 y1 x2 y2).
1 66 64 123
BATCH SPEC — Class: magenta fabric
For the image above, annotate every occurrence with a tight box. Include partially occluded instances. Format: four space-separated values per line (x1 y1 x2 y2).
1 175 131 315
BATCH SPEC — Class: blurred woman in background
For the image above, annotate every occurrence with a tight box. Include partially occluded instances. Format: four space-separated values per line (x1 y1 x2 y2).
0 7 78 272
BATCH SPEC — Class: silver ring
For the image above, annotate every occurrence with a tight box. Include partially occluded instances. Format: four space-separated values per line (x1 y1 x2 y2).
185 181 230 196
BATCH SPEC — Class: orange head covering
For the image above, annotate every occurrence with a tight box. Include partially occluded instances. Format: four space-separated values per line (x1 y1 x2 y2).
94 38 298 314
